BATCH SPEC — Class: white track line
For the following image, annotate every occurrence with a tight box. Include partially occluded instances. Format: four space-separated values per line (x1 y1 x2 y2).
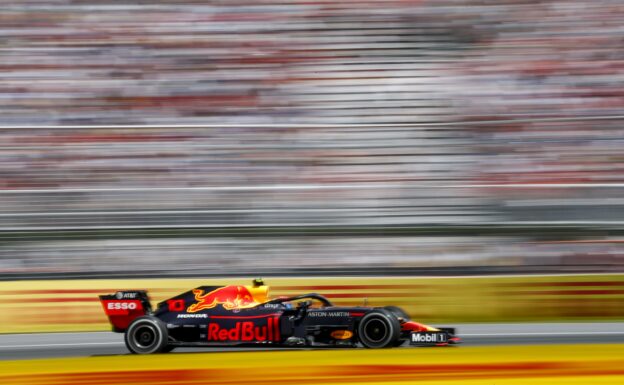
462 332 624 337
1 331 110 337
0 342 122 349
2 183 624 194
2 332 623 349
1 114 623 129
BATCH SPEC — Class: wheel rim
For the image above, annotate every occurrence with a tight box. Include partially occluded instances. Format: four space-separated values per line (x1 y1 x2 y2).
134 325 157 348
363 318 388 343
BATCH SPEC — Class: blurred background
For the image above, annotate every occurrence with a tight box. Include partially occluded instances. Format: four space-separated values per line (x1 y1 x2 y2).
1 0 624 279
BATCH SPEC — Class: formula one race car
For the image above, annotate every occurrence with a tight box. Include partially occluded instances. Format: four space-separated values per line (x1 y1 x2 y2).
99 279 460 354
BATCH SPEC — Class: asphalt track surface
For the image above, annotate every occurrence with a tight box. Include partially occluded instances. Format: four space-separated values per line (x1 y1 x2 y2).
1 322 623 361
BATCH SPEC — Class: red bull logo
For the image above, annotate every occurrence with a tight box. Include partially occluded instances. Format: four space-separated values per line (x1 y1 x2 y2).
187 286 258 312
207 319 281 342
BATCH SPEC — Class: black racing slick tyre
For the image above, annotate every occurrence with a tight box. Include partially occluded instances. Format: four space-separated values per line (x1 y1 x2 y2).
383 306 410 321
383 306 410 346
124 316 169 354
357 310 401 349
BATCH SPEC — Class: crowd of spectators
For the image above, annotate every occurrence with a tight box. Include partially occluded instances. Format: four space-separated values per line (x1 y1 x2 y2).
1 0 624 274
0 0 484 231
1 0 458 125
440 0 624 221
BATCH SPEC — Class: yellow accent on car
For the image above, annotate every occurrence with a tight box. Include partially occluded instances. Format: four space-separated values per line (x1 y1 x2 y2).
330 330 353 339
247 285 269 303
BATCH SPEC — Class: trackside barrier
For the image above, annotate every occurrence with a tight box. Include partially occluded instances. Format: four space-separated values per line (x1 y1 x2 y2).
0 275 623 333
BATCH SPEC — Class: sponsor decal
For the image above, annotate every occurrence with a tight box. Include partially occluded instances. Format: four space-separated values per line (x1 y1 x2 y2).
168 299 185 312
107 301 137 310
188 286 258 312
177 313 208 319
115 292 138 299
207 318 280 342
410 332 448 344
102 300 142 315
262 303 281 309
309 311 350 317
330 330 353 340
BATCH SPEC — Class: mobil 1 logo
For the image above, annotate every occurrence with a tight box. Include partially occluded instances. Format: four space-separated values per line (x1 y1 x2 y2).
410 332 448 345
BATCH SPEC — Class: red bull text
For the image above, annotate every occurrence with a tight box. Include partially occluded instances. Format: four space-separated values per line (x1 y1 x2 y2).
207 318 281 342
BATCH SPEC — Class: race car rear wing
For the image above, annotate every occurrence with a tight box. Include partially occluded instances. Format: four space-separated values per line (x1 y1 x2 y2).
99 291 152 332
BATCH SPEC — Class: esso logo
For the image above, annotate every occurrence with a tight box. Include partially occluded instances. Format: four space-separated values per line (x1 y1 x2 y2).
107 302 137 310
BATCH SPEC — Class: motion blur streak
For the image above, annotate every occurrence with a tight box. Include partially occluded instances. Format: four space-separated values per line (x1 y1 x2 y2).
1 345 623 385
2 1 624 278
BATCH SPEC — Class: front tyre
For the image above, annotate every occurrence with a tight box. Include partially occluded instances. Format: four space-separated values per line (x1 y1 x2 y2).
124 316 169 354
383 306 410 346
383 305 409 321
357 310 401 348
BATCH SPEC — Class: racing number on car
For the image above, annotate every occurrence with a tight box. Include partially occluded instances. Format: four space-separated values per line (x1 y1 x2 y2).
167 299 185 312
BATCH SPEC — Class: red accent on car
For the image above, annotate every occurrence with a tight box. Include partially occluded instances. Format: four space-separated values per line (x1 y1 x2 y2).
167 299 185 312
274 315 280 341
349 312 365 317
187 286 257 312
401 321 430 332
207 321 278 342
100 299 146 331
268 317 273 341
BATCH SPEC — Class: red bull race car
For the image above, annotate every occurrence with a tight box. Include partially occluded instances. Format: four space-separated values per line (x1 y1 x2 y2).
99 279 460 354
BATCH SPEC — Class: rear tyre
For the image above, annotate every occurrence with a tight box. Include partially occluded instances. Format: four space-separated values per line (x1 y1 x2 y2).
125 316 169 354
357 310 401 348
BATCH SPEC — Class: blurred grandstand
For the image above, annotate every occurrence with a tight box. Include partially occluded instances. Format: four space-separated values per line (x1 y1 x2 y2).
1 0 624 277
